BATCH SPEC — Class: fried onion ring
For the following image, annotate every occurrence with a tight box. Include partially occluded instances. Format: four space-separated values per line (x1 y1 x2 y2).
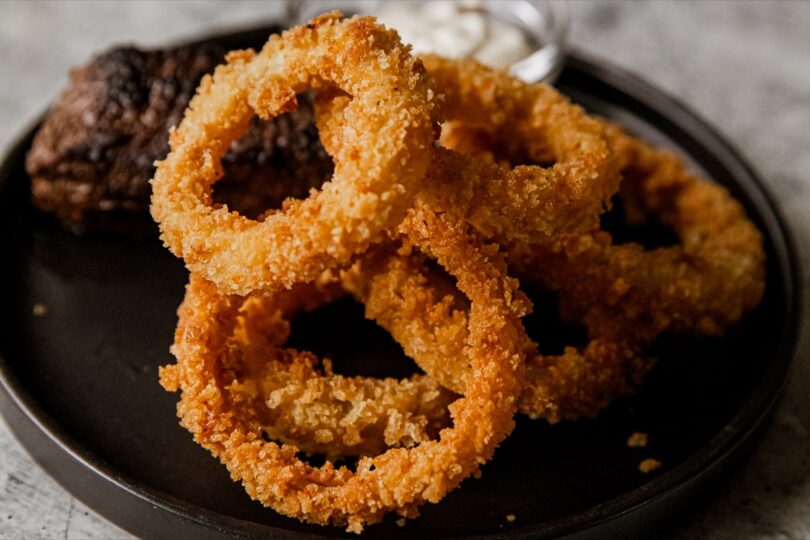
186 55 761 456
315 73 762 426
150 13 439 295
329 124 763 427
507 124 766 341
160 204 527 532
308 57 639 422
380 117 762 422
168 246 646 467
315 54 620 243
340 250 653 423
159 275 455 461
436 115 764 340
419 54 620 238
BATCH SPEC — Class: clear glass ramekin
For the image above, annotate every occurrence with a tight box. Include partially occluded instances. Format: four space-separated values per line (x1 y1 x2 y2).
286 0 569 84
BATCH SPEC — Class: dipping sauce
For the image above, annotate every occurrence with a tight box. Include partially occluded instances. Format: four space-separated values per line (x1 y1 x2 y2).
376 1 534 69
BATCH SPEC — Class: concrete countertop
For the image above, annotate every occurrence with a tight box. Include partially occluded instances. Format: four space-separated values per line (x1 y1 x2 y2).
1 2 808 538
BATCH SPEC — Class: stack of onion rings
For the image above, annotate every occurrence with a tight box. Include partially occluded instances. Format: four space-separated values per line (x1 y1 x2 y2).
224 109 764 451
161 204 527 532
153 11 766 532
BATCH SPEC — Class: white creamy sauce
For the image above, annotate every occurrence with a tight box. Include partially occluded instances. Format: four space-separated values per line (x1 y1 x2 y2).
376 1 533 69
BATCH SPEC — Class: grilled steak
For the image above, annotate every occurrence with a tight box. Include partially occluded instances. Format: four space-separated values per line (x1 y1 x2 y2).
25 35 332 235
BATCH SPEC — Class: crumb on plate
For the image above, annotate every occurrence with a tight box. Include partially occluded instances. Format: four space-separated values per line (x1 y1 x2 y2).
639 458 662 473
627 431 648 448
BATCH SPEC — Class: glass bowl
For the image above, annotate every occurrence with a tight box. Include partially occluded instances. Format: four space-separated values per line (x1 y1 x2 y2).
287 0 569 84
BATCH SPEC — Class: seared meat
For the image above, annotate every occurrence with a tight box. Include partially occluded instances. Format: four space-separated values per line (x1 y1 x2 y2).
25 36 332 235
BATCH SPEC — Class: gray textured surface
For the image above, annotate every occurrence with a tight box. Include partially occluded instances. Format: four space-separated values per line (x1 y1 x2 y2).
1 1 808 538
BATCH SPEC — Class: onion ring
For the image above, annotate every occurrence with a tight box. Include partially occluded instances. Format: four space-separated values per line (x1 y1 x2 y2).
153 25 765 527
436 113 764 340
173 54 761 455
340 250 652 423
382 116 763 421
160 204 527 532
313 62 762 424
312 126 762 428
165 245 646 467
159 274 455 461
150 13 439 295
507 123 766 341
418 54 620 238
315 54 620 243
309 57 640 422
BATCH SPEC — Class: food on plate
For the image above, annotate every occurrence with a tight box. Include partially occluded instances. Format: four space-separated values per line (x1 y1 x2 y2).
508 124 766 342
638 458 662 474
394 115 765 420
627 432 648 448
340 241 652 423
32 303 48 317
252 90 766 450
316 55 620 243
161 201 528 532
281 49 762 431
91 10 764 532
160 272 456 461
25 39 333 235
150 13 439 295
28 32 612 246
420 54 620 237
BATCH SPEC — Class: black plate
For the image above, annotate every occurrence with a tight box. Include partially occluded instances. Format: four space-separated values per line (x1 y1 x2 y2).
0 25 802 540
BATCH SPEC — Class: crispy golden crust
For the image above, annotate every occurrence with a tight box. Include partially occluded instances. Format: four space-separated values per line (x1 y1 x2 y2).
299 116 763 430
150 14 439 295
438 115 765 340
327 63 763 425
315 55 620 244
312 55 650 422
154 29 766 531
419 54 620 238
160 202 527 532
341 249 653 423
221 247 649 463
159 277 455 461
509 124 766 341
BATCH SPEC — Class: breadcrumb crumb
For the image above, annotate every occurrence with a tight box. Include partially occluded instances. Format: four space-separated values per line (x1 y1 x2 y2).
639 458 662 473
506 514 516 522
32 303 48 317
627 431 648 448
396 518 406 527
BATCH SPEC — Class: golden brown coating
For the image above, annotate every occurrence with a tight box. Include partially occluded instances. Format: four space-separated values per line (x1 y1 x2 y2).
315 55 620 244
438 115 765 341
341 249 653 423
316 119 764 429
150 13 439 296
418 54 620 238
160 202 527 532
153 19 766 530
509 124 766 341
160 277 455 460
311 55 656 423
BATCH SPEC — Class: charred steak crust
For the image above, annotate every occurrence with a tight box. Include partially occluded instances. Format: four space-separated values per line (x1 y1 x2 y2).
25 32 333 235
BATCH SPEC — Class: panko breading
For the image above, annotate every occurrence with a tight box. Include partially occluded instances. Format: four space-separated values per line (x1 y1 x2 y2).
151 13 440 296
